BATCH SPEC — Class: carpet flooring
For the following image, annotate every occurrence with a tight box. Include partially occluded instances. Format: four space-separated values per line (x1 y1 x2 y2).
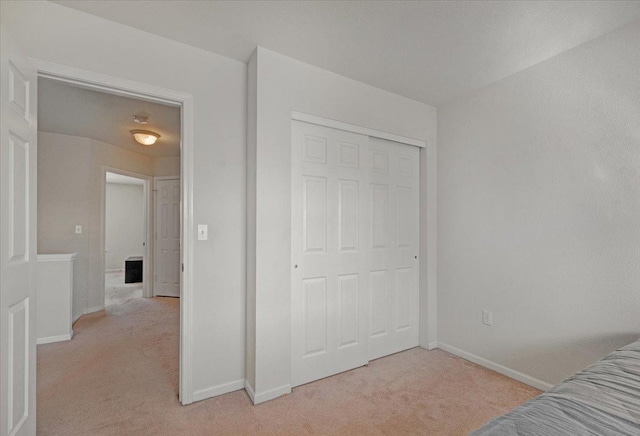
37 297 540 435
104 271 143 307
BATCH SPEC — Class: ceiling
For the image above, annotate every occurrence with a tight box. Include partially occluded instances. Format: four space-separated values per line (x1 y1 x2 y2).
106 172 144 185
38 78 181 158
53 1 640 106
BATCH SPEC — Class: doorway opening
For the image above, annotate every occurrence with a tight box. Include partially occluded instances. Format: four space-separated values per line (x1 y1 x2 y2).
35 70 189 404
104 171 147 307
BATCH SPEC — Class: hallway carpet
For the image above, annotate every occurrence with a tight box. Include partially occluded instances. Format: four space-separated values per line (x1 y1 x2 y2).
37 298 540 435
104 271 143 307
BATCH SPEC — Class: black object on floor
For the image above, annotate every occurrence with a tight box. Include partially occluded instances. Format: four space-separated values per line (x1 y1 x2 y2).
125 256 143 283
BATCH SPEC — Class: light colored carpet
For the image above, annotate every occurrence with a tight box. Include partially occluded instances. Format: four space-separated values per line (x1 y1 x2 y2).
104 271 143 307
37 297 540 435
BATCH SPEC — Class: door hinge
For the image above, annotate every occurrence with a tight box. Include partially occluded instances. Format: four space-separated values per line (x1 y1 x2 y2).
182 263 184 272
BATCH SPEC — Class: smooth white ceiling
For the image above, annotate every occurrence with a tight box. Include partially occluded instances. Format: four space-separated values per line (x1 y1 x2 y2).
106 172 144 185
53 1 640 106
38 78 181 158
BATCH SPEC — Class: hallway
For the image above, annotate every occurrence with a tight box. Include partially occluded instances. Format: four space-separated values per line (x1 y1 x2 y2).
37 297 179 435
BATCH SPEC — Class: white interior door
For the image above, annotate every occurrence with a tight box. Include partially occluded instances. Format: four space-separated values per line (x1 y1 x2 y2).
367 137 420 360
154 179 181 297
0 27 38 436
291 121 420 388
291 122 370 387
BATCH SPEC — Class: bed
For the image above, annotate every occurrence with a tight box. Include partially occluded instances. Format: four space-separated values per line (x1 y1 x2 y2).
471 339 640 435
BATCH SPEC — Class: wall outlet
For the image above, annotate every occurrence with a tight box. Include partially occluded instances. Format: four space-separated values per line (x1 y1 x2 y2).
75 225 82 234
482 310 493 326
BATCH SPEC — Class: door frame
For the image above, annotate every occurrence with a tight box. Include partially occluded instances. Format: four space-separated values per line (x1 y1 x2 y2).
291 111 426 148
153 175 180 297
102 167 153 299
31 58 196 404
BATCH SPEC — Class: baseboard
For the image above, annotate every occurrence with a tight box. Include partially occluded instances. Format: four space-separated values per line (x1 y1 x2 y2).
37 332 72 345
192 378 245 403
244 380 256 403
436 342 554 391
85 305 104 314
248 383 292 405
426 341 438 350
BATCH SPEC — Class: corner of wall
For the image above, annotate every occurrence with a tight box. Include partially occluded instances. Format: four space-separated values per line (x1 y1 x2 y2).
419 120 438 349
245 49 258 389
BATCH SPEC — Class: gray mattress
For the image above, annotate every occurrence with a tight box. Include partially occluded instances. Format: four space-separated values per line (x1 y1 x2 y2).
471 339 640 435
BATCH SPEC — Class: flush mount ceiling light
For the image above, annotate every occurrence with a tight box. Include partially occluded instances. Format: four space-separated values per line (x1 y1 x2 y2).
131 129 160 145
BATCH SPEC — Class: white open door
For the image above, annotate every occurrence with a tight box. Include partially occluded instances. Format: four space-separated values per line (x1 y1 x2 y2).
0 27 38 436
154 178 181 297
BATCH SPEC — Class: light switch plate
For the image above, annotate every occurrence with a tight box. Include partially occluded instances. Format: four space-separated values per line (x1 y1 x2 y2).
75 225 82 234
197 224 208 241
482 310 493 326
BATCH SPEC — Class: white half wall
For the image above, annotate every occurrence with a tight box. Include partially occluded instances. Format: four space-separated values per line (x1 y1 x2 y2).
246 47 437 402
4 0 246 402
38 132 153 321
437 20 640 386
105 182 144 271
36 253 75 344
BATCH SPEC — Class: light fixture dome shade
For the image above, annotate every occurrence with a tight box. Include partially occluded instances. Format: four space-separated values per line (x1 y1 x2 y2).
131 129 160 145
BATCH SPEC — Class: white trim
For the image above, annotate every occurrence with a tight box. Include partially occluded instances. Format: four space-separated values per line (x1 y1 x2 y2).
102 167 153 299
31 59 183 107
84 305 104 314
437 342 554 391
154 176 180 183
291 111 426 148
192 379 245 403
36 253 76 262
244 380 256 403
180 95 195 405
32 59 196 405
250 384 292 405
36 332 72 345
105 268 123 273
426 341 438 351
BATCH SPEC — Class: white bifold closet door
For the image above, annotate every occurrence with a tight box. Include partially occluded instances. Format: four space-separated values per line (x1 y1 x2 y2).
291 121 419 388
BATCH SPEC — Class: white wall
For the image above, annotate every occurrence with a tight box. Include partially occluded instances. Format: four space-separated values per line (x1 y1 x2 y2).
437 21 640 386
246 47 437 403
4 1 246 402
38 132 153 320
152 156 180 176
105 182 144 271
